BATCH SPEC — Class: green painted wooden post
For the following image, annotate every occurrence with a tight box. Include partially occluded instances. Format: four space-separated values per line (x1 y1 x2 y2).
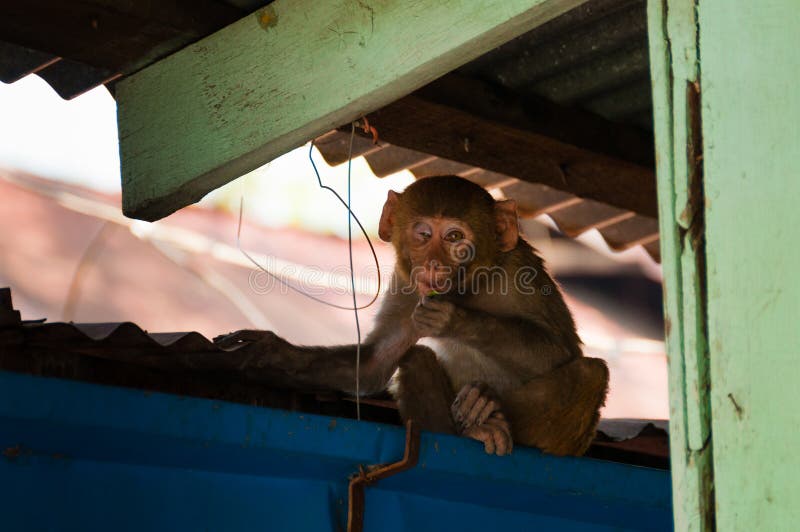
651 0 800 528
116 0 584 221
647 1 713 529
700 1 800 529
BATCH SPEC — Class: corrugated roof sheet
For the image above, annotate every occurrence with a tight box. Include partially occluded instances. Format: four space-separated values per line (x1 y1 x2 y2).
314 129 661 261
1 286 668 467
2 317 401 424
0 1 248 99
461 0 652 129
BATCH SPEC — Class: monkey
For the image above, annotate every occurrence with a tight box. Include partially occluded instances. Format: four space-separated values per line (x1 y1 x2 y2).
215 176 609 456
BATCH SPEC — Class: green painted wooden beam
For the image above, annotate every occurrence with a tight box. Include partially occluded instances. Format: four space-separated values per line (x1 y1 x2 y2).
700 1 800 529
117 0 584 221
647 1 713 530
653 0 800 528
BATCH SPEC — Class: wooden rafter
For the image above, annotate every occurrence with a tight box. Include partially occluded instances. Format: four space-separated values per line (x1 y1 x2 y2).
351 74 657 218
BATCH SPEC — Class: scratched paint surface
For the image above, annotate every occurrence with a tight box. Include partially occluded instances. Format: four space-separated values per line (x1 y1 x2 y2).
699 1 800 529
647 1 713 529
116 0 584 220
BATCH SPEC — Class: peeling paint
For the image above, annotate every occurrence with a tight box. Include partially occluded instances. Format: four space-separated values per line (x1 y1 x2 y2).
256 6 278 30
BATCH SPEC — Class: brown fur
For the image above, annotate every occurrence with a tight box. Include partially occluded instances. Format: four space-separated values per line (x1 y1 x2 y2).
393 346 457 434
505 357 609 456
220 176 610 456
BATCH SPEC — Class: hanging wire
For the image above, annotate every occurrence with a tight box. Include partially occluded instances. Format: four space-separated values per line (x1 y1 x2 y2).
344 123 363 419
63 221 116 321
236 123 382 419
235 137 381 311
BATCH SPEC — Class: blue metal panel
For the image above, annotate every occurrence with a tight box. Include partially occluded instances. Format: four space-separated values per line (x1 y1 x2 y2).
0 371 672 531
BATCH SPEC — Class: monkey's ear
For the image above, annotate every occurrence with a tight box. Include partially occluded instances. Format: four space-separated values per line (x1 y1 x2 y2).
379 190 400 242
494 199 519 252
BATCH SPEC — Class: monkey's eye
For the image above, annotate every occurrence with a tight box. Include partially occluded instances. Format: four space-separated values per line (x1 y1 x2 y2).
444 229 465 242
413 222 433 241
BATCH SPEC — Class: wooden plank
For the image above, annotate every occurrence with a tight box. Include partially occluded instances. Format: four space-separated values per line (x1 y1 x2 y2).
407 157 477 178
415 72 656 172
363 147 436 178
643 239 661 263
501 181 580 217
313 130 381 166
547 200 634 237
699 1 800 529
358 94 657 217
646 1 713 530
117 0 585 220
457 169 516 188
598 215 659 251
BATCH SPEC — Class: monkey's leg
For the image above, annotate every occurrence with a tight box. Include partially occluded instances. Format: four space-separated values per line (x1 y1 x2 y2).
392 346 457 434
504 356 609 456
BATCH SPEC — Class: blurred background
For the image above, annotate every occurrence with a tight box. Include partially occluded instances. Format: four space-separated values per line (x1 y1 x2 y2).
0 74 667 419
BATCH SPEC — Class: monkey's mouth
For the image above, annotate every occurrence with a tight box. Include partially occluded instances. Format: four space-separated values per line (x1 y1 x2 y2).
416 278 453 297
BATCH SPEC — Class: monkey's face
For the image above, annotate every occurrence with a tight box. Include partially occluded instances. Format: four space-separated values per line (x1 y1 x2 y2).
403 216 478 296
378 176 520 296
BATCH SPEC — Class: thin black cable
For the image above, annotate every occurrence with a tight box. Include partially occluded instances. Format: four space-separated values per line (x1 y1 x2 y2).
236 139 382 311
345 123 363 419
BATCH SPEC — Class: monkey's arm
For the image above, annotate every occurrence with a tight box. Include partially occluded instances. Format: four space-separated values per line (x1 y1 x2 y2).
414 298 575 374
212 322 419 395
207 286 422 394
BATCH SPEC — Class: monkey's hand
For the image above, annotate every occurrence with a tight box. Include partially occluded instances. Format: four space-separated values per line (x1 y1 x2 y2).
213 329 290 351
452 382 513 455
212 330 307 371
412 297 460 338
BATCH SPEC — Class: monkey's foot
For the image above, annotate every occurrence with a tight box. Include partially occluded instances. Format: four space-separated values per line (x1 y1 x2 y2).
451 381 502 430
452 382 513 455
463 413 513 456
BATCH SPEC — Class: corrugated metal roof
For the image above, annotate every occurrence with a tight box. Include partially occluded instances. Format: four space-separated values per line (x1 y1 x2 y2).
461 0 652 129
314 129 661 262
0 1 249 99
2 317 401 424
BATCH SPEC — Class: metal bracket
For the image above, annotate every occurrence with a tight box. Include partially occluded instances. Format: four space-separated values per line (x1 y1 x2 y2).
347 420 421 532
